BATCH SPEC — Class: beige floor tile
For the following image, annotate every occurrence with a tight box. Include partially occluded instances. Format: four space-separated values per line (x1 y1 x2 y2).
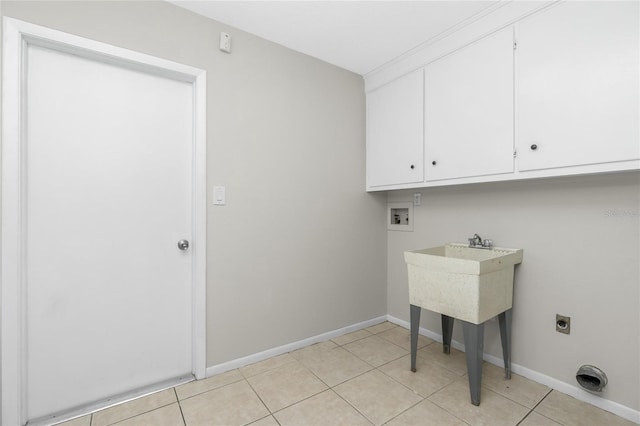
343 335 408 367
386 399 466 426
175 369 243 400
378 354 459 397
54 414 91 426
518 411 562 426
480 362 550 408
92 388 177 426
332 329 373 346
180 380 269 426
247 415 280 426
247 361 328 412
365 322 397 334
377 327 434 351
535 390 637 426
333 370 423 426
292 346 373 386
274 390 372 426
419 342 468 376
290 340 338 359
111 403 183 426
428 379 529 426
239 353 297 378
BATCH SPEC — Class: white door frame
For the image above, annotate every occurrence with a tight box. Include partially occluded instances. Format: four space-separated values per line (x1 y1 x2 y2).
1 17 207 425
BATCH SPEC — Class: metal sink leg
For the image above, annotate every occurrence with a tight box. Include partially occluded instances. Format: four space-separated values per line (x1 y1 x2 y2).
498 309 513 379
441 315 454 354
462 321 485 406
410 304 421 372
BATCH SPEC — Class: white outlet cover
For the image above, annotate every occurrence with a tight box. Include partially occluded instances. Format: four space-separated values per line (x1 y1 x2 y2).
219 32 231 53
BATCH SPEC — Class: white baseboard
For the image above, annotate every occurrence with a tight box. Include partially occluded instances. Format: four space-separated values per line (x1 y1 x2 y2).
386 314 640 424
205 316 387 377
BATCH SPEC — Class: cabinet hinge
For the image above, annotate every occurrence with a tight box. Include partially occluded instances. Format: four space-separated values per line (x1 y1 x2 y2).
513 40 518 50
513 150 517 158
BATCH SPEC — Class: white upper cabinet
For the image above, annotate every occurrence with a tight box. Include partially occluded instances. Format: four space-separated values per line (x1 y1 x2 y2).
366 69 424 188
516 1 639 171
425 28 514 181
364 1 640 191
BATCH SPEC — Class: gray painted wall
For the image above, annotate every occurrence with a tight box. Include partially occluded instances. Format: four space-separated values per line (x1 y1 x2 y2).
1 0 388 367
387 172 640 410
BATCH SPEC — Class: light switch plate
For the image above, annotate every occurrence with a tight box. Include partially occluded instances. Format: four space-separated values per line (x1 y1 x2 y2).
213 186 226 205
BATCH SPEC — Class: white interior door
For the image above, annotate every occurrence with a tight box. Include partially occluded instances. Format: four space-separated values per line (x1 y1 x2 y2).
1 19 206 425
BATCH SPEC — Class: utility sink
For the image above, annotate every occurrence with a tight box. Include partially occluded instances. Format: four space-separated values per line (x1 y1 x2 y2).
404 244 523 324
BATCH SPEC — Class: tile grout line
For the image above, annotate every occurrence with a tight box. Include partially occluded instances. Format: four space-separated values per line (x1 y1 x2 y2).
266 330 398 414
260 360 335 417
240 357 298 381
176 374 282 426
329 387 377 425
330 333 374 347
515 388 555 426
374 362 449 400
174 388 187 426
423 379 475 424
379 394 426 425
175 370 245 402
268 388 329 417
339 323 429 425
251 414 281 426
340 340 410 369
233 348 335 420
243 376 277 419
330 333 422 425
290 326 446 425
280 343 378 425
96 394 178 426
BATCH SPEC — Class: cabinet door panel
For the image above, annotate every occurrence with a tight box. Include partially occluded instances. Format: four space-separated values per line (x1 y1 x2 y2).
367 69 424 188
517 1 639 171
425 28 514 181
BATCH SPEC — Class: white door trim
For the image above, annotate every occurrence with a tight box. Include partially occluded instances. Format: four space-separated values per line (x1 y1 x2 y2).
1 17 207 425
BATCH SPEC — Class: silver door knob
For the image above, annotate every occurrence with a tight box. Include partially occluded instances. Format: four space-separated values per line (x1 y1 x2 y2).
177 240 189 251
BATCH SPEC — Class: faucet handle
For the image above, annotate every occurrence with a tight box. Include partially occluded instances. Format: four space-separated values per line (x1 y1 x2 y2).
468 237 477 247
482 239 493 248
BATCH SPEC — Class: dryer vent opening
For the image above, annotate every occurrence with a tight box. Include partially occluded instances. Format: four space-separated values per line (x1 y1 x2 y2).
576 365 608 392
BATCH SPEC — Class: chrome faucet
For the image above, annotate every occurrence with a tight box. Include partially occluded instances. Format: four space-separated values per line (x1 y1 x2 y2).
468 233 493 249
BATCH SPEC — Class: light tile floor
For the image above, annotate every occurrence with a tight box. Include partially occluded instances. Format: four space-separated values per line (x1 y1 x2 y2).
57 322 636 426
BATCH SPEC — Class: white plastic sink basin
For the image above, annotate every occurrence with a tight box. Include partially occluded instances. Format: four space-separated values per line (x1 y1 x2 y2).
404 244 523 324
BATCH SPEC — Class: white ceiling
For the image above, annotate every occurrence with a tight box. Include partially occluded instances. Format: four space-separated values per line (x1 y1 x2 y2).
168 1 499 75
